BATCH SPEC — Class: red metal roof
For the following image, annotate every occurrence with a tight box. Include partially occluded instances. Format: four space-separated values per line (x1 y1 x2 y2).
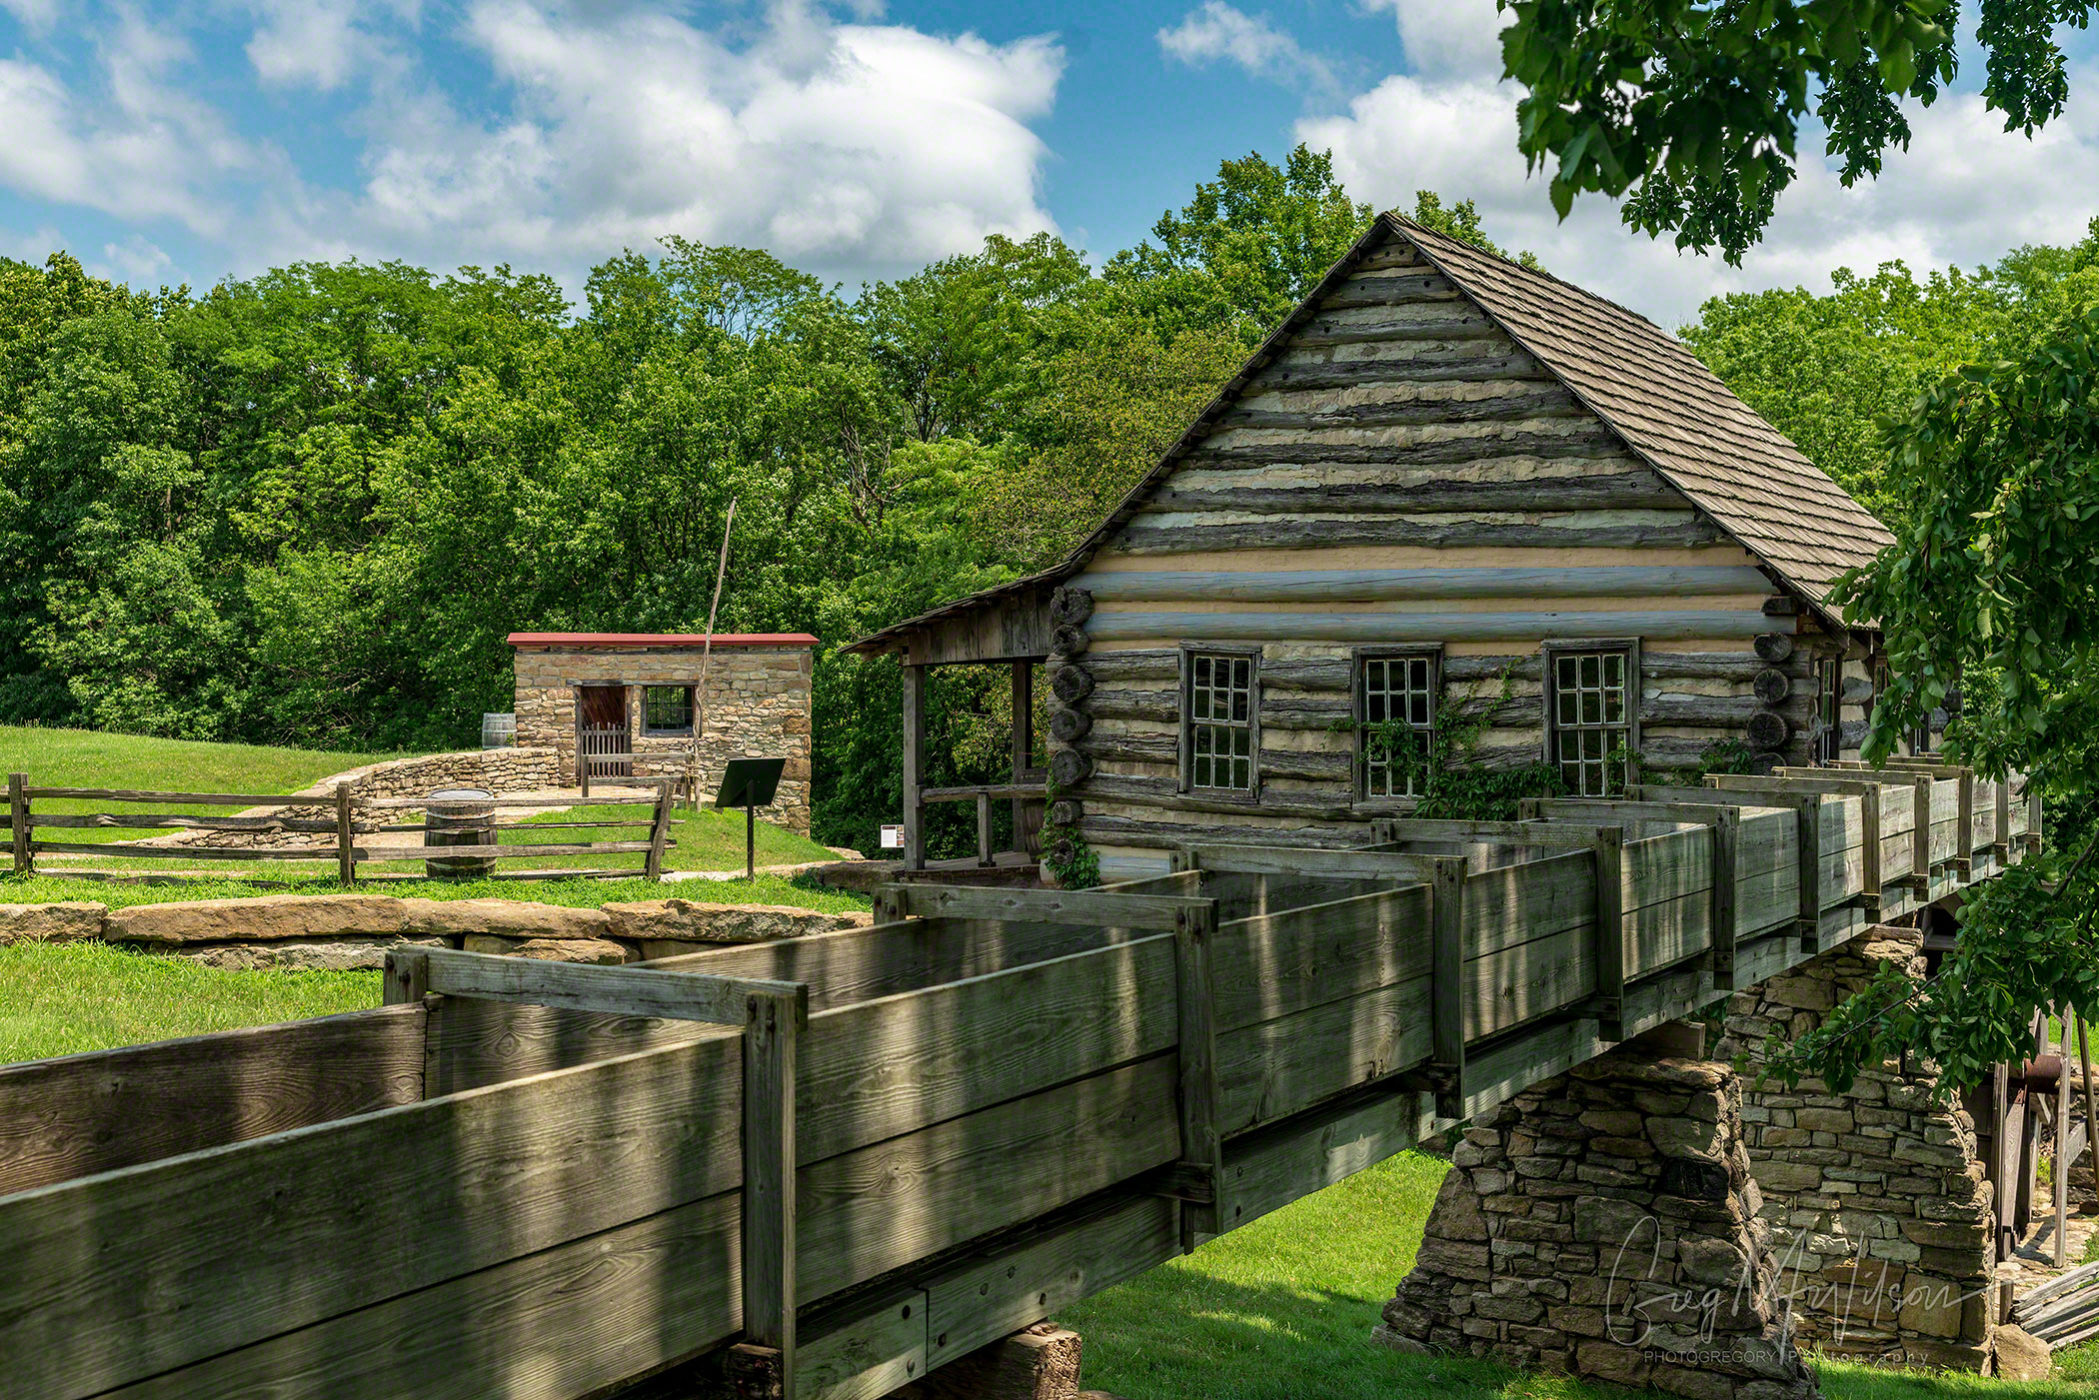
506 631 818 648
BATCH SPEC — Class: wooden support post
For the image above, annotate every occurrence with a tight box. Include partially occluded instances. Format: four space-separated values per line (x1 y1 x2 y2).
903 663 927 872
646 780 674 880
976 790 994 868
1011 660 1034 846
9 772 30 877
743 985 806 1400
335 783 356 887
1858 781 1882 915
2081 1016 2099 1238
1995 778 2014 859
901 1323 1082 1400
1428 855 1467 1119
1990 1060 2012 1262
872 884 908 926
382 948 431 1006
1793 795 1821 952
1710 807 1739 991
1591 828 1626 1041
1171 900 1226 1247
1955 767 1976 880
1906 774 1933 890
2031 779 2046 852
2060 1007 2075 1269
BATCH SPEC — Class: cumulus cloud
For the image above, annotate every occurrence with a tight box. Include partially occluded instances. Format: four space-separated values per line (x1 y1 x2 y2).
1157 2 1333 91
0 0 59 33
1299 31 2099 325
1359 0 1503 81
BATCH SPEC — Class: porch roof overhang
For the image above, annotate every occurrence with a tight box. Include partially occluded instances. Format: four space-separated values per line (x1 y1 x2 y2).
841 578 1057 668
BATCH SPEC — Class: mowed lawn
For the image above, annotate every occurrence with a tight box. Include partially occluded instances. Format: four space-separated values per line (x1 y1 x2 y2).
0 724 840 880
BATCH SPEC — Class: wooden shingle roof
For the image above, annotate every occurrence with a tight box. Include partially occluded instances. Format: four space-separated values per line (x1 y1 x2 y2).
1387 214 1893 606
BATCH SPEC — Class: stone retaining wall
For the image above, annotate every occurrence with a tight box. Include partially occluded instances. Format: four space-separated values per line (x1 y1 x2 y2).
299 748 565 801
1713 928 1998 1369
0 894 868 969
1378 1045 1820 1400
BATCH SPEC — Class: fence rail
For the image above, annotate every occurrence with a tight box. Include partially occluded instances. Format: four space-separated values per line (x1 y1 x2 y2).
0 756 2037 1400
3 772 677 884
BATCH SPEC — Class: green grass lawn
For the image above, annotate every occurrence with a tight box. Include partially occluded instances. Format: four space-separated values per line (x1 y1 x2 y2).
1 723 840 881
0 939 379 1064
1062 1153 2099 1400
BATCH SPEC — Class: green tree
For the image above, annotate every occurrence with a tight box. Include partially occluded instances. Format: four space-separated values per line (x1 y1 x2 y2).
1499 0 2090 260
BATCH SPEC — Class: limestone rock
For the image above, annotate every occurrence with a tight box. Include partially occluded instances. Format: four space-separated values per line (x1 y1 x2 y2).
461 934 632 964
172 936 448 972
1990 1324 2051 1381
1369 1322 1433 1355
0 901 106 944
104 894 409 944
397 898 614 940
603 898 868 946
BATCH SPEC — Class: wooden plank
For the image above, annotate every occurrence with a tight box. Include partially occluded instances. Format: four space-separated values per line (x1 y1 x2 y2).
1154 472 1684 514
29 840 342 860
799 1289 926 1400
20 787 328 806
795 1056 1181 1302
0 1035 747 1399
744 987 802 1396
353 840 658 860
29 813 339 831
420 947 800 1026
1711 807 1739 988
1173 901 1227 1241
1216 976 1433 1136
645 783 673 880
922 783 1044 802
1083 564 1775 604
1181 844 1438 883
0 1004 425 1197
1086 607 1768 644
1625 887 1712 979
1592 827 1626 1039
1467 924 1596 1041
885 883 1207 931
1463 848 1595 955
1220 1075 1429 1231
1374 818 1601 849
102 1188 743 1400
1209 885 1431 1032
1430 856 1466 1117
797 936 1177 1161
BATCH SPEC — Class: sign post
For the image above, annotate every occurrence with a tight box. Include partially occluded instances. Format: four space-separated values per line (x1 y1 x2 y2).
717 757 787 882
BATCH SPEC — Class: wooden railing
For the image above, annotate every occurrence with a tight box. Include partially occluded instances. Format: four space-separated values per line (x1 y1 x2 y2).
0 760 2035 1400
3 774 677 884
919 781 1047 865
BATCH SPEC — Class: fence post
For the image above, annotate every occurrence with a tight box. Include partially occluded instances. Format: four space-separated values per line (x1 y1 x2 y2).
1709 807 1739 991
742 985 806 1400
1429 855 1467 1120
1171 899 1226 1248
975 790 993 867
7 773 28 877
335 783 356 887
1793 794 1822 953
646 780 673 880
1955 766 1976 880
1590 828 1626 1042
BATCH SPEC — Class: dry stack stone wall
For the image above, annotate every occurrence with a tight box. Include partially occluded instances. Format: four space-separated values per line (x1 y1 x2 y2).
1714 927 1997 1369
512 639 814 834
1378 1048 1820 1400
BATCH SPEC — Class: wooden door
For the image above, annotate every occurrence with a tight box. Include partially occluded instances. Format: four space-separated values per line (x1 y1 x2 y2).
577 685 632 782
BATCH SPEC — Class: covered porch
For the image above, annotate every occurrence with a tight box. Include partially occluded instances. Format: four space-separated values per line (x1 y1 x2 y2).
843 577 1057 874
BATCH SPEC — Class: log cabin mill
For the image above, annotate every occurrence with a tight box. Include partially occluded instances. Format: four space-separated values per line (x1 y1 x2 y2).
845 212 1910 879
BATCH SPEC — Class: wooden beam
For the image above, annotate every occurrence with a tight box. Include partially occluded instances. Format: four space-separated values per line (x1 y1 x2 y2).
1081 565 1774 606
1429 856 1466 1119
903 663 926 872
1086 608 1771 645
1591 828 1627 1041
1171 901 1226 1245
744 986 801 1398
418 947 805 1026
1111 519 1724 556
882 884 1210 931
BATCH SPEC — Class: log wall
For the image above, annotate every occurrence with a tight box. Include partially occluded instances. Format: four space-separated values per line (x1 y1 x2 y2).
1045 243 1848 876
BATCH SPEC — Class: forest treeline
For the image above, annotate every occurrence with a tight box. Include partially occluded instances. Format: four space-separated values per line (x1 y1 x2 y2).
4 144 2096 853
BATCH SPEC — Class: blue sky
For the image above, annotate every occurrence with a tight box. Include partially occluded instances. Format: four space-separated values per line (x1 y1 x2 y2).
3 1 2096 325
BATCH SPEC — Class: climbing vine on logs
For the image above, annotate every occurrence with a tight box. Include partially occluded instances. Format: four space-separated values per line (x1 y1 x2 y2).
1354 663 1566 820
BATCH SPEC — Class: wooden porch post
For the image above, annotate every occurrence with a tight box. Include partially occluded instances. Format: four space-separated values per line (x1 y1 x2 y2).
903 662 926 871
1011 660 1034 853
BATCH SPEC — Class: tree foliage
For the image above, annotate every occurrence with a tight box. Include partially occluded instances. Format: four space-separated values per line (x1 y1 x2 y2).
1500 0 2092 260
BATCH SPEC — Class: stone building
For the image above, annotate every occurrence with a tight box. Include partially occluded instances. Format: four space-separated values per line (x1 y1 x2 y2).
508 631 816 834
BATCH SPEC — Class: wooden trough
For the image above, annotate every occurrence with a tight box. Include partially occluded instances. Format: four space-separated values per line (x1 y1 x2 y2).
0 762 2032 1400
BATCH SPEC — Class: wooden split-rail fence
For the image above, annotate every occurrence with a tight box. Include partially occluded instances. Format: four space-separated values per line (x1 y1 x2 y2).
0 758 2036 1400
3 774 679 883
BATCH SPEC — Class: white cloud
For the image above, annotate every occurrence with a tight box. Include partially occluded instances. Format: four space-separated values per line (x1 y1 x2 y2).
0 11 266 238
1360 0 1503 81
0 0 59 34
1158 2 1333 91
269 0 1067 281
1299 50 2099 327
99 232 176 286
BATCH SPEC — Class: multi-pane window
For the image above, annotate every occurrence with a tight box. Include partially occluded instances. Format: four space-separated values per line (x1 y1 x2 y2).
1186 652 1255 792
643 685 695 736
1551 649 1631 797
1361 653 1436 798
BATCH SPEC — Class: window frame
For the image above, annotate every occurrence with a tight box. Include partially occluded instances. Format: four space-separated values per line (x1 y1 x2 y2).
641 683 697 738
1814 655 1843 764
1541 638 1641 798
1352 644 1443 804
1179 644 1261 800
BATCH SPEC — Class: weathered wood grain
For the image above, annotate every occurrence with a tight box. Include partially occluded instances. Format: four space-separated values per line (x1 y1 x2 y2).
0 1004 425 1196
1217 976 1433 1134
1087 606 1765 643
1210 885 1432 1032
1111 518 1725 557
1083 565 1773 604
420 947 799 1026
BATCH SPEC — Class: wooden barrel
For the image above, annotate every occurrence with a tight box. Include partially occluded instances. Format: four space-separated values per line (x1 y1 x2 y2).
424 788 497 880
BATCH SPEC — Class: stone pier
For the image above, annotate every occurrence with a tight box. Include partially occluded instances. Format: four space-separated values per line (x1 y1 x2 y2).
1376 1046 1820 1400
1714 927 1997 1370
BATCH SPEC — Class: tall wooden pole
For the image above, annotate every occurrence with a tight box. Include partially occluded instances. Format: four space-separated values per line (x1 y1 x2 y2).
690 498 737 811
